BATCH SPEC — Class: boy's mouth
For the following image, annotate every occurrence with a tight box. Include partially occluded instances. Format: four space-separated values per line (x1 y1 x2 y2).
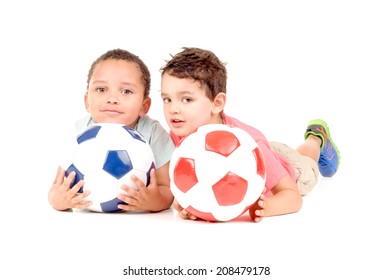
171 118 185 128
102 109 122 113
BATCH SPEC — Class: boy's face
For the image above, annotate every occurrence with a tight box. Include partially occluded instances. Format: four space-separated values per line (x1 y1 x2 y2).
85 59 150 127
161 73 224 137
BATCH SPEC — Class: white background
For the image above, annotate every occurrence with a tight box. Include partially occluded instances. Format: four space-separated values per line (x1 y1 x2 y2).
1 1 391 279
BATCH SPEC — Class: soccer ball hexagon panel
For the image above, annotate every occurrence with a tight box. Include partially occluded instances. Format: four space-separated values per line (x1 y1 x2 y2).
169 124 266 222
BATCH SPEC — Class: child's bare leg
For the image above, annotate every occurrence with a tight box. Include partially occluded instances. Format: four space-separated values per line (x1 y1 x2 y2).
295 135 321 163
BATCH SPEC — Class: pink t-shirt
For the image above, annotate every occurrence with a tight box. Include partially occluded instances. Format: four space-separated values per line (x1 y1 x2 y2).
169 113 296 197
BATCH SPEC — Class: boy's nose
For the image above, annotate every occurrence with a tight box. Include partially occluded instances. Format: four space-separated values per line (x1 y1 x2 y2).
169 102 180 113
106 94 119 104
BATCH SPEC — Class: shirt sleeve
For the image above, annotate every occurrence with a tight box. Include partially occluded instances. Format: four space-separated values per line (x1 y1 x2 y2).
136 116 175 169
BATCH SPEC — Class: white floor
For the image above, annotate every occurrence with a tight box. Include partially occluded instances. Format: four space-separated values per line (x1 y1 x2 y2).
1 1 391 279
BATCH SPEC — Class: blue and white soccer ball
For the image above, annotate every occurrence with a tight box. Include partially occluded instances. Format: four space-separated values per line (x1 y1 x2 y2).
64 123 156 213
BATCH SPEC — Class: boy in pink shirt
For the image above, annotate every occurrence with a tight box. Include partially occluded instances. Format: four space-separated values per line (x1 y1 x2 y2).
161 47 340 222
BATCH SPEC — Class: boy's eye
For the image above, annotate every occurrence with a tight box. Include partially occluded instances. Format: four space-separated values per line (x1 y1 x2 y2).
162 97 171 103
96 87 106 93
182 97 191 103
122 89 132 95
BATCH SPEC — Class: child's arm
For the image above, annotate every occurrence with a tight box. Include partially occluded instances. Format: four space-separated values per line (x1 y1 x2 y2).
249 175 302 222
151 162 174 211
173 175 302 222
118 162 174 212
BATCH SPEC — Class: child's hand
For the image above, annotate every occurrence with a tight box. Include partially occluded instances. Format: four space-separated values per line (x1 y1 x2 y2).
49 166 92 210
118 169 162 212
173 199 198 220
249 194 266 223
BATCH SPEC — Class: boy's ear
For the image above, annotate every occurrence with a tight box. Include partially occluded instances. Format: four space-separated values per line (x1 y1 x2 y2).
140 97 152 116
213 92 226 113
84 93 90 112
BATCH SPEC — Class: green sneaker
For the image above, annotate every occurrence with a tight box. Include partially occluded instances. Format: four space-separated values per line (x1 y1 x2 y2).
304 119 340 177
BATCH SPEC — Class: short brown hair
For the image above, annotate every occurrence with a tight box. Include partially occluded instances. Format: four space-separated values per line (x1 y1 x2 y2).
161 47 227 101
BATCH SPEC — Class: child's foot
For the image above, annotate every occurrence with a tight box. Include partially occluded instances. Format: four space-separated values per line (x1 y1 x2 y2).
304 119 340 177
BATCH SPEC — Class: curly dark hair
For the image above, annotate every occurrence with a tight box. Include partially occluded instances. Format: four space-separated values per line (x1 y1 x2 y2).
87 48 151 98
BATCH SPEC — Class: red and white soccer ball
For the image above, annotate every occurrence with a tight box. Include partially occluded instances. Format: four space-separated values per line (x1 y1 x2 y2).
169 124 266 222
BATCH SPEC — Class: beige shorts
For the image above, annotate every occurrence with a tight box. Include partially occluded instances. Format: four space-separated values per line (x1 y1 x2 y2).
269 141 319 196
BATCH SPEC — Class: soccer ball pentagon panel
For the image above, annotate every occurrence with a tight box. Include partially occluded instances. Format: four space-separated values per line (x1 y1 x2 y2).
64 123 155 213
169 124 266 222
